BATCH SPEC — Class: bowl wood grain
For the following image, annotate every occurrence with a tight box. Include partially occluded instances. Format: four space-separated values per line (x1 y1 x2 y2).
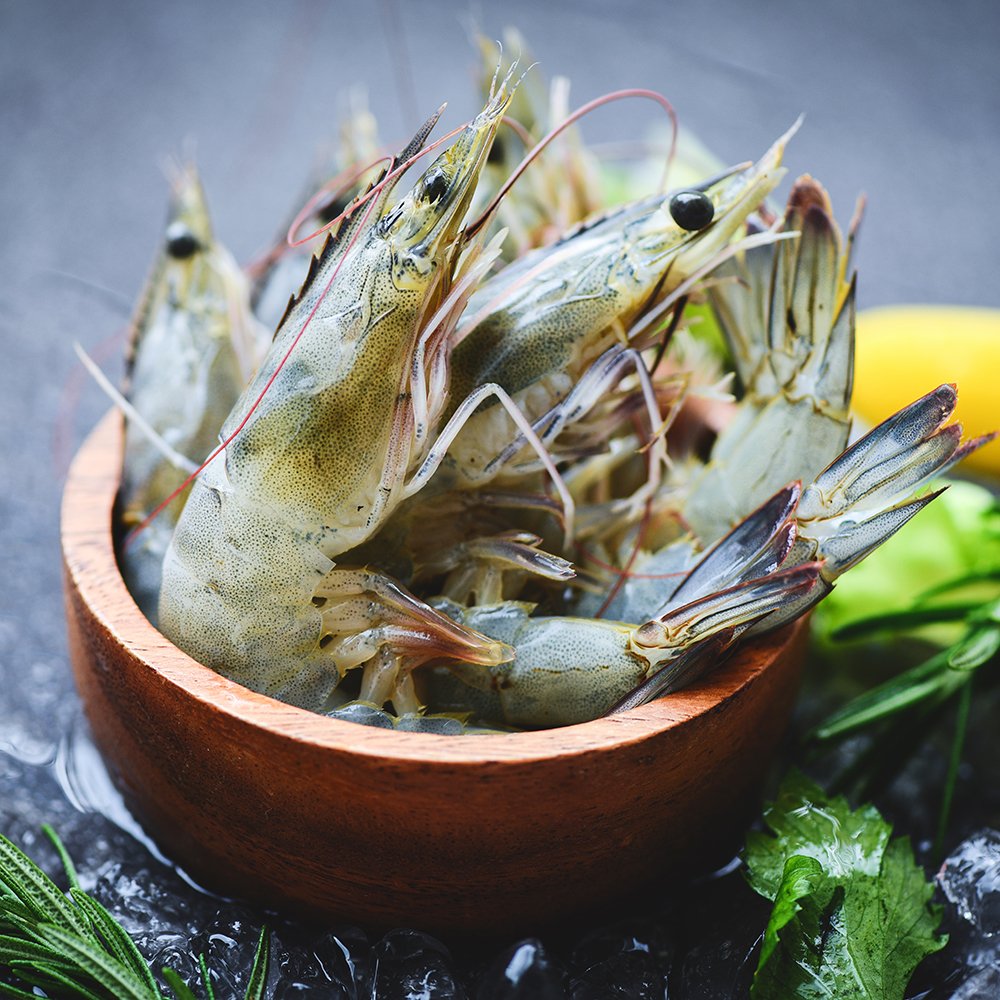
62 410 808 935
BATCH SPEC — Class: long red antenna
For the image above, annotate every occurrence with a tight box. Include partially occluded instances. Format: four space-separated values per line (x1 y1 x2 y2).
286 118 473 249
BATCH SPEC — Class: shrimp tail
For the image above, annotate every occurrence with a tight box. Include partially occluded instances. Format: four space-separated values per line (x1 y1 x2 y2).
749 384 994 632
615 562 823 710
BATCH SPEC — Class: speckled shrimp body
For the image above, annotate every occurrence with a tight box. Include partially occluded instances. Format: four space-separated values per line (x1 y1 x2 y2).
157 85 517 711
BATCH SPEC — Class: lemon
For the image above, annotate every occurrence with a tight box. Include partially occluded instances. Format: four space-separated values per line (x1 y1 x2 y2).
853 305 1000 477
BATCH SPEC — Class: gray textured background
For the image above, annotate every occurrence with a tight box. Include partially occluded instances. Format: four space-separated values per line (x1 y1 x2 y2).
0 0 998 958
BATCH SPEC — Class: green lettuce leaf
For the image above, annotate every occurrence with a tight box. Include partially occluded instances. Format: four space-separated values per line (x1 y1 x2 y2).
745 773 946 999
813 481 1000 644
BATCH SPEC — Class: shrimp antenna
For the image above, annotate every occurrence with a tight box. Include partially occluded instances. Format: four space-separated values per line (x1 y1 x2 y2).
285 155 395 248
73 341 198 475
466 87 679 239
592 497 656 619
577 542 687 585
53 325 126 477
36 270 132 313
244 100 440 278
499 114 534 149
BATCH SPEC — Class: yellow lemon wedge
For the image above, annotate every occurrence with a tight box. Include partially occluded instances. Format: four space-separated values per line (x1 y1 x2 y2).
854 305 1000 477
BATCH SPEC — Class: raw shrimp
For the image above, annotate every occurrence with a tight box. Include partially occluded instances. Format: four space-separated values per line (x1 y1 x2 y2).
158 82 522 710
420 487 815 728
421 386 987 728
575 176 859 623
120 164 268 621
438 125 794 498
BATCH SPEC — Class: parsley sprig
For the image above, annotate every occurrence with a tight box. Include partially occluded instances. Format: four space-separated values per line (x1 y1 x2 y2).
744 485 998 997
745 773 946 1000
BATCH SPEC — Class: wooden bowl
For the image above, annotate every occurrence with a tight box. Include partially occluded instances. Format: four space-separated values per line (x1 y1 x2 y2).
62 410 808 936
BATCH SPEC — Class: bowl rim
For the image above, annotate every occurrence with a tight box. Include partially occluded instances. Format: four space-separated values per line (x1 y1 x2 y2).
63 408 803 767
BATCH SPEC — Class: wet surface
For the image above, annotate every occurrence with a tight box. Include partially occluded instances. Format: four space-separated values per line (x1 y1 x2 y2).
2 1 1000 996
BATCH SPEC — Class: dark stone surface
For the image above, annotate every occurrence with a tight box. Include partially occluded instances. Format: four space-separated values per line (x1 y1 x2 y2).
1 1 998 996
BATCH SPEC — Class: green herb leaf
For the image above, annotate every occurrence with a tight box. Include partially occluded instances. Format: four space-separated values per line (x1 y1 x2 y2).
831 601 978 641
0 831 168 999
16 962 107 1000
814 610 999 743
0 834 94 940
32 923 157 1000
919 569 1000 600
244 925 270 1000
810 646 960 741
0 977 48 999
745 774 888 897
71 887 162 996
751 877 844 997
935 680 974 860
0 931 78 968
161 966 200 1000
0 828 274 1000
947 625 1000 671
199 953 215 1000
757 855 824 970
745 773 945 1000
0 897 44 935
43 824 81 892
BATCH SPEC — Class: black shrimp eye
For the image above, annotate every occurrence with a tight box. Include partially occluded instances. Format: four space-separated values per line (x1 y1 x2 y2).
165 222 201 259
668 190 715 231
422 170 449 203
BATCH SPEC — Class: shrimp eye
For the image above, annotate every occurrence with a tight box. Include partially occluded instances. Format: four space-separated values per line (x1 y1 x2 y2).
668 190 715 231
165 223 201 259
422 170 449 204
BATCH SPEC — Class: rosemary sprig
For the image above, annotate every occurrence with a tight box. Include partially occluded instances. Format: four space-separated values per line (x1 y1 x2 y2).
0 828 269 1000
812 593 1000 742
